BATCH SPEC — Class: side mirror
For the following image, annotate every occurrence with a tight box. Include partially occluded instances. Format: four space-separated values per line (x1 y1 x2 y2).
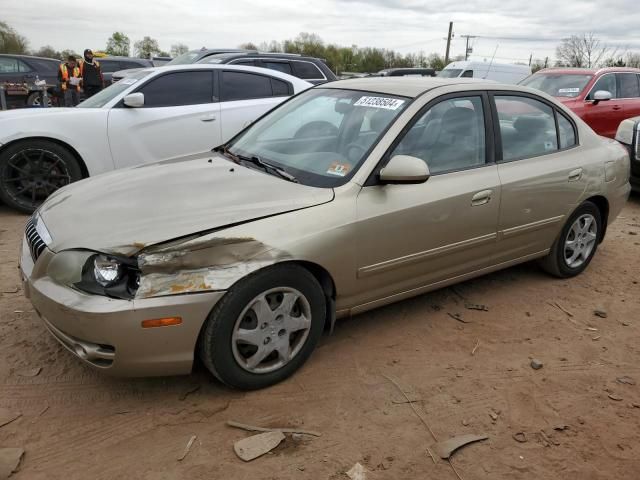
379 155 430 184
592 90 612 105
615 117 640 161
123 92 144 108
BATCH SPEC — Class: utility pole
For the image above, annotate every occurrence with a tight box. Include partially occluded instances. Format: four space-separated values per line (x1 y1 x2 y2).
444 22 453 65
460 35 477 61
544 56 549 68
528 53 533 66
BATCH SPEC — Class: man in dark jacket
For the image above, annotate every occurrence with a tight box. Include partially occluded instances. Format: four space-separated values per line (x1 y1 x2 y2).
80 49 103 98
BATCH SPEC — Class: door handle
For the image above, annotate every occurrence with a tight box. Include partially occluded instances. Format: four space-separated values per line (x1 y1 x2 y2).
200 114 217 122
612 106 622 111
471 189 493 206
568 168 583 182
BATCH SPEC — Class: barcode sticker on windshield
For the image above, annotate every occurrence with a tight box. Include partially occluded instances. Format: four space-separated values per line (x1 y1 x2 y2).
558 88 580 93
354 96 405 110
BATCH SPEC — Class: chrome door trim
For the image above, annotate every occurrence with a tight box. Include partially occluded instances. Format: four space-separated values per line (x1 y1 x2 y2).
499 215 565 239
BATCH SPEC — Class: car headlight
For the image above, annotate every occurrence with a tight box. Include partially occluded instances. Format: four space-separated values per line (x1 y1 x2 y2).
93 255 123 286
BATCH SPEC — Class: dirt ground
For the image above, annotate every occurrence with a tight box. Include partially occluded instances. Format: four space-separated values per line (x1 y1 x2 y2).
1 196 639 480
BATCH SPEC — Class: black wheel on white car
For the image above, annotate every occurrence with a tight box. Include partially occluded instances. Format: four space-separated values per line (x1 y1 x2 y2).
0 139 83 214
539 201 602 278
198 264 326 390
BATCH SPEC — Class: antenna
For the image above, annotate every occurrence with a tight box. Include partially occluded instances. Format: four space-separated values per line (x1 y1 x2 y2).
484 44 499 79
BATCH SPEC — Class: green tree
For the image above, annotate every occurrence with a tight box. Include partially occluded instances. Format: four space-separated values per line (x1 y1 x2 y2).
134 36 160 58
106 32 130 56
170 43 189 57
239 42 258 50
0 21 29 54
33 45 61 59
60 49 80 60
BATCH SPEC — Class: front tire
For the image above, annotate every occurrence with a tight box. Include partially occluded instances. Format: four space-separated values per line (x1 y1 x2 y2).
198 264 326 390
0 139 83 214
539 201 602 278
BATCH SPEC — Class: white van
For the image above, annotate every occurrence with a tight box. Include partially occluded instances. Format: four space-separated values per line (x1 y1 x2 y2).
438 61 531 84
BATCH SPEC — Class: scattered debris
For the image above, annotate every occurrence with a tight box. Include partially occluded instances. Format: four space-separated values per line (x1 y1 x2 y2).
616 376 636 385
577 417 585 425
548 301 574 317
471 340 480 356
12 311 23 314
233 431 285 462
346 462 368 480
0 448 24 479
177 435 197 461
0 410 21 429
620 321 631 327
629 231 638 236
553 424 568 431
538 430 551 447
593 310 608 318
608 393 623 401
461 419 469 426
586 327 598 332
36 404 49 419
17 367 41 378
1 288 19 294
447 312 470 324
631 403 640 409
226 420 321 437
530 359 544 370
489 410 499 422
431 434 488 459
592 336 601 341
512 432 527 443
179 384 201 401
465 303 489 312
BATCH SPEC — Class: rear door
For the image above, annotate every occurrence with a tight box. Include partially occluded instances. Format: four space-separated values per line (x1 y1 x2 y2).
107 70 221 168
583 73 622 138
492 93 586 260
616 72 640 120
218 70 292 141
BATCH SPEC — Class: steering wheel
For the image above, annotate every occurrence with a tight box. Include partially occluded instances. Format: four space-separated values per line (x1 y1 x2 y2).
294 121 339 139
345 142 368 161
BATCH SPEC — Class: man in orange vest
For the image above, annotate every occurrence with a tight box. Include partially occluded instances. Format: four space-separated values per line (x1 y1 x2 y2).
80 49 103 98
58 55 81 107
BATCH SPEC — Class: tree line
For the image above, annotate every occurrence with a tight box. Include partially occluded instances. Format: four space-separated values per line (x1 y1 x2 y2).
2 20 639 73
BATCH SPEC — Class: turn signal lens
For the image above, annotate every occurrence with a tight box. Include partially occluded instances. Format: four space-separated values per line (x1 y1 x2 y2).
141 317 183 328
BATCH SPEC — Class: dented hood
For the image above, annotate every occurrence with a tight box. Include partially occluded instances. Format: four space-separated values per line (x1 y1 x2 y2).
38 154 334 254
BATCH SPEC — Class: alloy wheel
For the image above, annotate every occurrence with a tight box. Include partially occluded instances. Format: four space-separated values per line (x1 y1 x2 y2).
564 213 598 268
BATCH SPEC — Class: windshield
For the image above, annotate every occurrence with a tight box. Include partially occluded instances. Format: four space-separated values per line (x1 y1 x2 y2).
438 69 462 78
520 73 593 98
77 71 150 108
227 88 410 187
166 51 200 65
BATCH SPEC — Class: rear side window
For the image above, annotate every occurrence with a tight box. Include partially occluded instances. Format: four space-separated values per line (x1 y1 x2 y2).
617 73 640 98
138 71 213 107
230 59 257 66
271 78 291 96
495 96 558 161
557 113 576 149
292 61 324 80
221 71 283 101
588 74 617 100
263 61 292 74
98 60 120 73
0 57 20 73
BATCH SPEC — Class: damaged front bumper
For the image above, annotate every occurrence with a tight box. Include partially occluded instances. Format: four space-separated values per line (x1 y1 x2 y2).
19 237 225 376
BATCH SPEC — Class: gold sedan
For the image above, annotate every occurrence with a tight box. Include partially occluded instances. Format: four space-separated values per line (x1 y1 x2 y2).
20 78 631 389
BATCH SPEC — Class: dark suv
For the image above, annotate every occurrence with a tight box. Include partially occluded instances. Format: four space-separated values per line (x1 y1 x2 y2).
96 56 154 85
196 52 336 84
0 54 60 107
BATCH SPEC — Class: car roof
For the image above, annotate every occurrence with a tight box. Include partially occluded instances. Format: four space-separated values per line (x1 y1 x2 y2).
99 56 151 62
536 67 640 76
204 51 321 62
129 63 312 87
0 54 59 62
321 77 498 98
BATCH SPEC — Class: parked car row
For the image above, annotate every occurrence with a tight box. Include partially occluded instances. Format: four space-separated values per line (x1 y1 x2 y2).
18 76 631 388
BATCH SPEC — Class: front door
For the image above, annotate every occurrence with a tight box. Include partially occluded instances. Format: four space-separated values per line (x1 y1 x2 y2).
584 73 623 138
107 70 221 168
354 94 501 306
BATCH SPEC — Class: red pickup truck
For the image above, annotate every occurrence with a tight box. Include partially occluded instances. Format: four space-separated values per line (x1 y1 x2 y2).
520 67 640 139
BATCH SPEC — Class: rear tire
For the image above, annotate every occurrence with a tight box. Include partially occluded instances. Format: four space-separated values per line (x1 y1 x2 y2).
198 264 326 390
539 201 602 278
0 139 83 214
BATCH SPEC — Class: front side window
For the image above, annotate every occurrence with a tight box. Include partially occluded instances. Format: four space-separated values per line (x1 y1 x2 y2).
520 73 593 98
587 74 617 100
98 60 120 73
227 88 408 187
438 69 462 78
461 70 474 78
138 71 213 107
78 70 150 108
391 96 486 174
617 73 640 98
495 96 558 161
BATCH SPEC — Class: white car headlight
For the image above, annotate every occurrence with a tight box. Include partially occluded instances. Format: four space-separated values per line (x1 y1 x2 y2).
34 213 52 245
93 255 123 286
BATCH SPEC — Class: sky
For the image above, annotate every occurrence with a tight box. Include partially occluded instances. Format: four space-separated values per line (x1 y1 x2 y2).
4 0 640 64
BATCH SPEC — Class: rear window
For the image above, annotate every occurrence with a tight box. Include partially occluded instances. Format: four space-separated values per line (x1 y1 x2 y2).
292 61 324 80
520 73 593 98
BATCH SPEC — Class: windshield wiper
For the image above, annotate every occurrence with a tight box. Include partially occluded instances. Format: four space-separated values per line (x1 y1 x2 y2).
214 146 297 183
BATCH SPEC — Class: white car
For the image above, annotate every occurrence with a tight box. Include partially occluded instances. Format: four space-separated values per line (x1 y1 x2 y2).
0 64 311 213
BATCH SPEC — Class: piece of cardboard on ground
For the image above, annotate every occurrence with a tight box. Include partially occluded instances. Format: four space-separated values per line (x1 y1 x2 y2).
234 431 285 462
0 448 24 480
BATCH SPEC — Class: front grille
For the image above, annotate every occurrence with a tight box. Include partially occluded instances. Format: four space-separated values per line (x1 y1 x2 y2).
25 218 46 263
